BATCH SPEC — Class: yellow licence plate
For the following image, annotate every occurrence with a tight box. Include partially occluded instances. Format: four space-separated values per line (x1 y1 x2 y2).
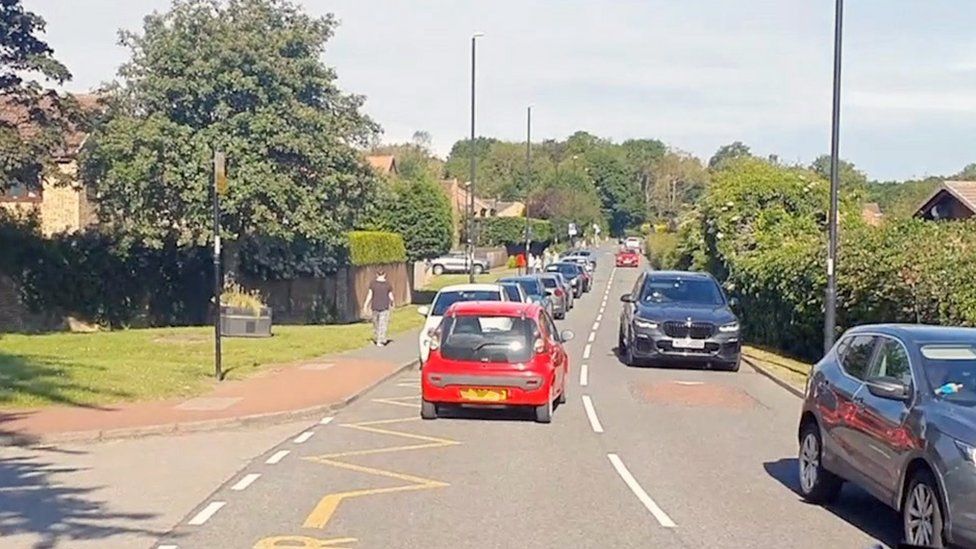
459 388 508 402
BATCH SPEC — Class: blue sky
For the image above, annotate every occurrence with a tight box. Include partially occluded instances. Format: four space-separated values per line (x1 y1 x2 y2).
26 0 976 181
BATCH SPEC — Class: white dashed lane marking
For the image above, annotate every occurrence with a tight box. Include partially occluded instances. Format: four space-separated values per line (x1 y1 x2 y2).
583 344 592 359
188 501 226 526
588 332 596 343
580 363 589 386
231 473 261 491
266 450 290 464
320 416 335 425
592 321 600 331
294 431 315 444
582 395 604 433
608 454 677 528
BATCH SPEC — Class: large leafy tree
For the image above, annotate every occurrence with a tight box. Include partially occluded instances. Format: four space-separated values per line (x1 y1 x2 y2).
0 0 80 192
708 141 753 170
647 151 709 224
956 163 976 181
82 0 378 249
372 177 452 262
585 147 644 236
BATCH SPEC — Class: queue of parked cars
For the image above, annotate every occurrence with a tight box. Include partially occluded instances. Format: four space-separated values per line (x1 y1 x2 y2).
417 249 597 423
421 240 976 547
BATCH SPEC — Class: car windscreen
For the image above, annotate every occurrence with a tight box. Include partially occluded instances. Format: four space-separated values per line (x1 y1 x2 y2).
503 278 542 296
431 290 501 316
640 277 724 306
546 264 579 278
500 284 522 302
438 315 537 364
539 277 558 289
920 344 976 404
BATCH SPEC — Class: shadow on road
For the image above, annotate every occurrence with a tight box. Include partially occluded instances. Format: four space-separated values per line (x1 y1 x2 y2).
0 448 167 549
434 400 568 423
764 458 901 547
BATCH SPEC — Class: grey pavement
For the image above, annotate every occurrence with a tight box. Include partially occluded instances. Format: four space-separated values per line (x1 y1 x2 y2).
153 247 900 549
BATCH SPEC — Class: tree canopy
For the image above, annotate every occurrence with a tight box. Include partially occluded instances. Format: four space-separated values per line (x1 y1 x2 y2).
708 141 753 170
82 0 379 249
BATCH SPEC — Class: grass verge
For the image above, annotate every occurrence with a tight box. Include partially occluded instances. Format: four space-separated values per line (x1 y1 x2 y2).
742 345 812 391
0 307 423 409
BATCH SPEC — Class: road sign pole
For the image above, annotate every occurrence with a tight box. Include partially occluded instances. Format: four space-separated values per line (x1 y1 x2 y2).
213 151 226 381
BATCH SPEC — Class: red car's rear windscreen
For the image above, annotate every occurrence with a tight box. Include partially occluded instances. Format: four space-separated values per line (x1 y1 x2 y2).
439 315 537 364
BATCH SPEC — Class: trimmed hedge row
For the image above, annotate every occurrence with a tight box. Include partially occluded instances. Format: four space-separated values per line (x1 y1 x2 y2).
347 231 407 266
671 158 976 360
472 217 553 247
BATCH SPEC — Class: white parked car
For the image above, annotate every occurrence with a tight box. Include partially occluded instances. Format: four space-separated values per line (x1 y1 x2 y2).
416 283 509 364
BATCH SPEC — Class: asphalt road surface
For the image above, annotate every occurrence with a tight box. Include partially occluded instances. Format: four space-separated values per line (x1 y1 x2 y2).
158 249 899 549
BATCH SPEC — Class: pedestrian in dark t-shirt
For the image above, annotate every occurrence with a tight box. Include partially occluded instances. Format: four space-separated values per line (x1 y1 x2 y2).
363 270 395 346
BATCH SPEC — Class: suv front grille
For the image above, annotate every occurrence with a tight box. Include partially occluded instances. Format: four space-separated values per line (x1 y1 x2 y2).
662 321 715 339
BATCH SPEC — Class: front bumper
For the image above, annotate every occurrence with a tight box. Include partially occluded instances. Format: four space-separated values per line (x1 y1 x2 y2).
422 372 552 406
630 327 741 364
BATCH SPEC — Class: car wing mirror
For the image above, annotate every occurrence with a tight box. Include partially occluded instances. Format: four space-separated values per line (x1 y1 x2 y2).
865 378 911 402
728 297 740 309
620 294 635 303
560 330 575 342
417 305 430 316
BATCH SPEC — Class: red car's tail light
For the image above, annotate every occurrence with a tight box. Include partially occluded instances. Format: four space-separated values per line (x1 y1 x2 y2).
554 288 564 297
428 329 441 350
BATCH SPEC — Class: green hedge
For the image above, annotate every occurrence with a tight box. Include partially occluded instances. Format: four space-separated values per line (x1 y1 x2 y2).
644 232 678 270
0 212 212 328
672 157 976 360
347 231 406 266
472 217 553 247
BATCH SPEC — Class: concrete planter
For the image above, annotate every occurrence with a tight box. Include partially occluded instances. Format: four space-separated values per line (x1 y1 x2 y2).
220 305 272 338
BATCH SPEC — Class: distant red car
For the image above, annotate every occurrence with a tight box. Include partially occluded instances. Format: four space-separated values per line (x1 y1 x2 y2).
616 249 640 267
420 301 573 423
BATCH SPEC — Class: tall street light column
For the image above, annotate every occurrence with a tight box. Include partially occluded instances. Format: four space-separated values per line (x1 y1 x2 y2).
524 105 532 274
468 32 484 284
824 0 844 354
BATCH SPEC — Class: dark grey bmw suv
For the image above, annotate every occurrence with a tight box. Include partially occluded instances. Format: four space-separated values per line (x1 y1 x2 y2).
617 270 741 371
798 324 976 548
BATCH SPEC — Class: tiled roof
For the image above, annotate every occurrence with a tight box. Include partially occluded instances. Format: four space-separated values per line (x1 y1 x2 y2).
365 155 397 174
915 180 976 218
0 91 100 160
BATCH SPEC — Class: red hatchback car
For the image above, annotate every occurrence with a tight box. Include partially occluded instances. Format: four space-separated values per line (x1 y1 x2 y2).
615 248 640 267
421 301 574 423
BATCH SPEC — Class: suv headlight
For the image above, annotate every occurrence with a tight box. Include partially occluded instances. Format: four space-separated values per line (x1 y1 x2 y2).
634 319 659 330
955 440 976 464
719 322 740 333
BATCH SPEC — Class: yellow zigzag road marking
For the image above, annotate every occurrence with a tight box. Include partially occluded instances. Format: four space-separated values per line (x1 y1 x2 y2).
301 398 460 530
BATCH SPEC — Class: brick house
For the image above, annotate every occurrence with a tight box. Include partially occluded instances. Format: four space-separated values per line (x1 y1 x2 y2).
0 93 99 236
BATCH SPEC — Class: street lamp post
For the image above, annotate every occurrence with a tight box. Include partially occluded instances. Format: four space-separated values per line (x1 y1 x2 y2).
523 105 532 274
824 0 844 354
468 32 484 284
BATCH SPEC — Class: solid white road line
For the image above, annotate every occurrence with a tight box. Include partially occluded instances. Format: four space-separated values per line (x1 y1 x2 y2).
607 454 677 528
266 450 290 464
583 344 592 359
320 416 335 425
588 332 596 343
581 395 604 433
231 473 260 491
293 431 315 444
592 321 600 331
580 363 589 386
188 501 226 526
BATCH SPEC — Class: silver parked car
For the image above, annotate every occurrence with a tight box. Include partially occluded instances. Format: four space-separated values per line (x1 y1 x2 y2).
429 251 489 275
798 324 976 548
